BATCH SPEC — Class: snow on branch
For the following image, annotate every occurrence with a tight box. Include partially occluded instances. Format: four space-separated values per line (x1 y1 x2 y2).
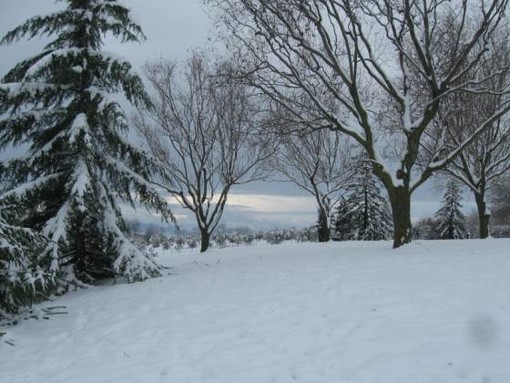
0 173 62 201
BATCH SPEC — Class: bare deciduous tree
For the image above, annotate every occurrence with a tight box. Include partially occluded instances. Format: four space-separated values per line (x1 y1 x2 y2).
426 32 510 238
276 129 356 242
136 53 274 252
208 0 510 248
491 176 510 225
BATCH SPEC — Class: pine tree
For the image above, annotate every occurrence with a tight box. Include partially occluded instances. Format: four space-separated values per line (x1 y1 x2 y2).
0 0 172 289
333 197 352 241
333 163 392 241
434 180 468 239
0 198 56 319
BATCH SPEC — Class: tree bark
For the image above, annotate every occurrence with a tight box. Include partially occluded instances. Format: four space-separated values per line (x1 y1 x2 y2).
388 185 412 248
317 207 330 242
200 228 211 253
474 192 490 239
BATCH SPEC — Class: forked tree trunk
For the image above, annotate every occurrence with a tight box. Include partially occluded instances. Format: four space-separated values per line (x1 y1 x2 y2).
474 192 490 239
200 228 211 253
388 185 412 248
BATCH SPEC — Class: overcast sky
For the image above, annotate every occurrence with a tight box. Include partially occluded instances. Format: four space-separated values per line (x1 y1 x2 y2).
0 0 213 70
0 0 469 231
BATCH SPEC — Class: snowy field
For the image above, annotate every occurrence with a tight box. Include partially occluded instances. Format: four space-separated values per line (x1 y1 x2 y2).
1 239 510 383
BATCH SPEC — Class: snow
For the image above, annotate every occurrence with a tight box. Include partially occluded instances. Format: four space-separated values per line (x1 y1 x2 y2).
126 8 142 27
70 159 91 204
0 173 61 201
69 113 90 145
42 201 70 245
0 82 62 96
1 239 510 382
23 48 80 80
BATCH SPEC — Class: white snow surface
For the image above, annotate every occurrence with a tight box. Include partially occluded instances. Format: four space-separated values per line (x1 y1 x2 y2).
1 239 510 383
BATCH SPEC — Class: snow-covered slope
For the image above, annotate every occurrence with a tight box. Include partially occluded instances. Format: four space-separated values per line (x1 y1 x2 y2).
2 240 509 383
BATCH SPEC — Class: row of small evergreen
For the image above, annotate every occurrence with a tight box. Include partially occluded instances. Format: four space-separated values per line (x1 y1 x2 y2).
134 227 319 252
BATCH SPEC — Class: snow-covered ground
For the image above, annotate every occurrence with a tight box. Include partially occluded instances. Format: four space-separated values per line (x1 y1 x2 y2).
2 239 510 383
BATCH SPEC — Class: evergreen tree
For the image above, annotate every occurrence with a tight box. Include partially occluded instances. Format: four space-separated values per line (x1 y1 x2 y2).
0 198 56 319
333 197 352 240
434 180 468 239
412 216 441 240
491 176 510 225
333 163 392 241
0 0 172 289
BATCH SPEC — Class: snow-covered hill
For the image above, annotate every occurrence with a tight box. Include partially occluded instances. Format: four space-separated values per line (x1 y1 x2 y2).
2 239 509 383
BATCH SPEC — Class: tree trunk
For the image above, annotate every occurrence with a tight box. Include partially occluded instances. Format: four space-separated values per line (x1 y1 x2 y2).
474 192 490 239
200 229 211 253
388 185 412 248
317 206 330 242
